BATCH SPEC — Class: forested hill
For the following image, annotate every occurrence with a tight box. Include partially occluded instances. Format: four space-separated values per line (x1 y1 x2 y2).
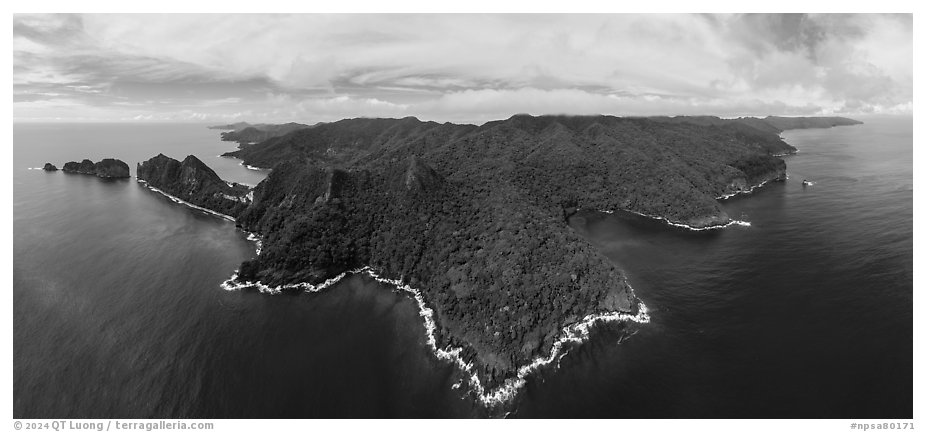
645 114 861 133
216 122 313 147
224 114 807 227
761 116 863 130
234 156 639 390
173 114 857 394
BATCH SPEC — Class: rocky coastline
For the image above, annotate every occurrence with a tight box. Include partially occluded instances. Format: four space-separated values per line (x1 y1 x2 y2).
131 114 860 404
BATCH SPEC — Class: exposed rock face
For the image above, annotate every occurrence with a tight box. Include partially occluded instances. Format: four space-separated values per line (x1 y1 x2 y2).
61 158 130 178
42 163 57 171
136 154 251 218
403 155 444 192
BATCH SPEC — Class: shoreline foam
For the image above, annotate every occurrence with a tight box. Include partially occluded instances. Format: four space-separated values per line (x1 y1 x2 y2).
136 179 263 247
716 150 797 200
598 208 751 231
136 179 236 222
772 148 800 157
221 262 649 407
715 177 779 201
140 176 651 407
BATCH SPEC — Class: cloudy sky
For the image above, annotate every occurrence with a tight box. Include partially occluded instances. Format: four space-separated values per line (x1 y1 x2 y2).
13 13 912 124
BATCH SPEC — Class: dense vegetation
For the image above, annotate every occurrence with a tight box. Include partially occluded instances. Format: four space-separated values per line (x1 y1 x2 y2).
227 115 798 226
224 114 826 387
762 116 863 130
136 154 251 218
142 114 857 390
647 115 862 134
212 122 312 148
61 158 130 178
207 122 252 131
234 156 637 386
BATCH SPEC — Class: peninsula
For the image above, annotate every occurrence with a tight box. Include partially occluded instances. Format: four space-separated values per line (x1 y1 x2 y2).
139 114 860 403
211 122 313 148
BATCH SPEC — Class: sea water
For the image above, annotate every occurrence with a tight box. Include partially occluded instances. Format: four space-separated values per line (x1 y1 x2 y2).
13 118 912 418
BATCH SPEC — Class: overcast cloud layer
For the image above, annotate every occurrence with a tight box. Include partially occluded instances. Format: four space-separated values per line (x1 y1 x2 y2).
13 13 913 123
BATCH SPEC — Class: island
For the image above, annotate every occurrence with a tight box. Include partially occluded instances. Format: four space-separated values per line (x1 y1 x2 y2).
42 163 57 171
61 158 130 178
139 114 860 405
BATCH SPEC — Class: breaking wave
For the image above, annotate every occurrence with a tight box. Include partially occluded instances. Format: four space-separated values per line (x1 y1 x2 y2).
137 179 263 252
141 177 652 406
221 260 650 407
716 178 775 200
599 209 751 231
136 179 236 222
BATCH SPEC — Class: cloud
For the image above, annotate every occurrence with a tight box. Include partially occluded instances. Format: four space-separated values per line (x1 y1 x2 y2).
294 95 409 119
713 14 911 112
13 13 912 122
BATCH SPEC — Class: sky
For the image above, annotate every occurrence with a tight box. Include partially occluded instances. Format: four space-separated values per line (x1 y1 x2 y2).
12 13 913 124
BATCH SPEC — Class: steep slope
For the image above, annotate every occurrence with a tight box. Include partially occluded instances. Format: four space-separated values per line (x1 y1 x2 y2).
140 114 858 401
343 115 793 227
136 154 251 218
233 156 639 388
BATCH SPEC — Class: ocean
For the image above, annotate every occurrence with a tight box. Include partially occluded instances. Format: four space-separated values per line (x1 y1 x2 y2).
12 117 912 418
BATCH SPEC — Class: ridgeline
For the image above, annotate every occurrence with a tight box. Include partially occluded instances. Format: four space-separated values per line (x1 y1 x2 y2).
137 154 252 217
138 114 859 394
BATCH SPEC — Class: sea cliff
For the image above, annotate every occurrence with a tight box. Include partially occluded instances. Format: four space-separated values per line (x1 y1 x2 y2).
136 154 251 218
